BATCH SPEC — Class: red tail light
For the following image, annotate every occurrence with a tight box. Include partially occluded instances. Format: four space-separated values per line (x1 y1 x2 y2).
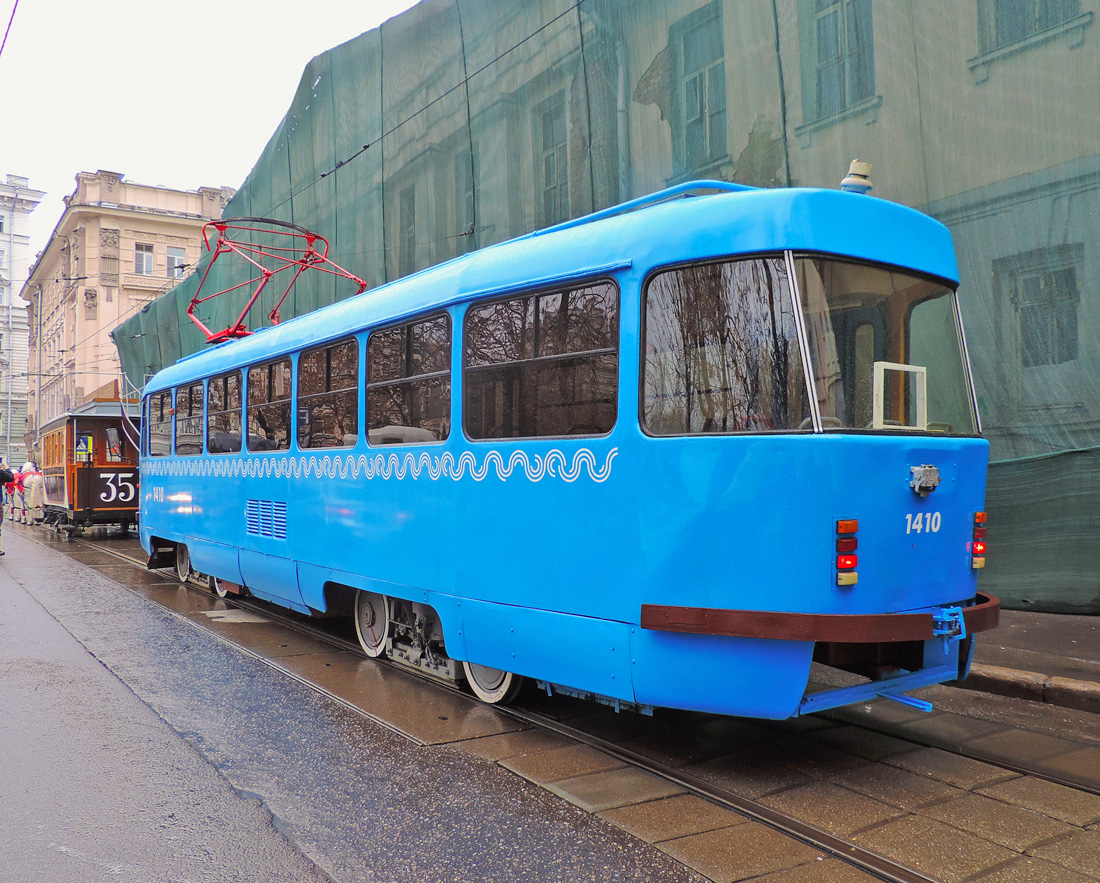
972 512 987 569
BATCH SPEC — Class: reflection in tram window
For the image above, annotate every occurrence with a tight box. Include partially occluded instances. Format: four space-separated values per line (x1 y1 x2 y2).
464 283 618 439
207 371 243 454
643 257 807 435
148 391 172 457
247 358 292 451
175 383 204 455
298 338 359 449
366 314 450 445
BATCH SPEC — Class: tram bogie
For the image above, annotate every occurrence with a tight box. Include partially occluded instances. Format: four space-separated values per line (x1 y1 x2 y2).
139 180 998 718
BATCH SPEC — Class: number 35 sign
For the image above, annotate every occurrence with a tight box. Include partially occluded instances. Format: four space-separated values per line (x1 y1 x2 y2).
95 471 138 504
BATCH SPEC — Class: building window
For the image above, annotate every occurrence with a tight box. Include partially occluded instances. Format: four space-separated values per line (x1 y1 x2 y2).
247 358 292 451
536 91 570 226
679 4 726 174
135 243 154 275
464 282 618 439
367 314 450 445
650 1 730 180
979 0 1081 51
298 338 358 449
167 246 187 277
995 246 1082 368
174 382 204 455
812 0 874 120
207 371 242 453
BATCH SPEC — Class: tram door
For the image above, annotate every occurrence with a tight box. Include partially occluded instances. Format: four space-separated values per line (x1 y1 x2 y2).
830 306 888 429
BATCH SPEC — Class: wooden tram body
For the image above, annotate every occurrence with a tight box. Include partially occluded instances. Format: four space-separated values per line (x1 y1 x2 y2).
139 181 999 719
39 400 141 532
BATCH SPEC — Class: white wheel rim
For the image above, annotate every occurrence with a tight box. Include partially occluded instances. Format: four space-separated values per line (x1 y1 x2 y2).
463 660 520 704
176 545 190 582
354 591 389 658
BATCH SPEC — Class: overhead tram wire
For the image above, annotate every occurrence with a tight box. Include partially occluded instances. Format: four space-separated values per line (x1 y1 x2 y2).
267 0 585 217
0 0 20 64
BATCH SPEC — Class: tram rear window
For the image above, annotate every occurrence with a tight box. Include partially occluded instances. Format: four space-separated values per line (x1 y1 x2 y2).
299 338 359 449
175 383 204 455
464 282 618 439
793 257 977 434
367 314 450 445
147 391 172 457
247 359 292 451
207 371 242 454
643 257 808 435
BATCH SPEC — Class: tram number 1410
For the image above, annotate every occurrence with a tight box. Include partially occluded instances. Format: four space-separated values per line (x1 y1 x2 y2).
97 472 137 504
905 511 941 534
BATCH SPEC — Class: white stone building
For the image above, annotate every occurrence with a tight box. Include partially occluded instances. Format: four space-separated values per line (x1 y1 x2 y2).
0 174 46 467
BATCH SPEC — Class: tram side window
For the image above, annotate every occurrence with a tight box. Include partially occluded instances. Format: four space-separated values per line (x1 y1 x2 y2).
148 391 172 457
207 371 243 454
464 282 618 438
642 257 808 435
175 383 205 455
367 314 450 445
247 358 292 451
298 338 359 449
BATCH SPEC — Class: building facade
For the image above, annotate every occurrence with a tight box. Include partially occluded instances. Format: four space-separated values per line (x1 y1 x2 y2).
0 174 46 468
21 171 234 453
112 0 1099 612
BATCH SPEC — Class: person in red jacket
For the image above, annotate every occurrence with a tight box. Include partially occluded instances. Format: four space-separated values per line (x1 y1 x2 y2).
7 469 25 523
0 461 13 555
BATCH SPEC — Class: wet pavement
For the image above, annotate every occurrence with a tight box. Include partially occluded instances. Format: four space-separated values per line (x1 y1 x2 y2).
0 529 704 883
3 523 1099 883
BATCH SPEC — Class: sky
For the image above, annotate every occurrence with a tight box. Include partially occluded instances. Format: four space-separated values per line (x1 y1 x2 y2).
0 0 421 279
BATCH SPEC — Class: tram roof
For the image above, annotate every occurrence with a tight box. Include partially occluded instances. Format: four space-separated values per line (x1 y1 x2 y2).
40 400 142 432
147 184 958 393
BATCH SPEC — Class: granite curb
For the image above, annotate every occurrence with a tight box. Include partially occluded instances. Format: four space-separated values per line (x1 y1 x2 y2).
959 663 1100 715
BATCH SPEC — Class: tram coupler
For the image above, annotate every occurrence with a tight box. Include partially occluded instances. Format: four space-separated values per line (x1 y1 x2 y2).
931 605 966 654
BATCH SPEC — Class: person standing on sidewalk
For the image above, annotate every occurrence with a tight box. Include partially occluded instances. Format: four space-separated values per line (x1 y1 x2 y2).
0 462 14 555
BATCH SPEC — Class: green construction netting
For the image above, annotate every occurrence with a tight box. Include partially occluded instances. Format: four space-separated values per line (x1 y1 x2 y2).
114 0 1100 612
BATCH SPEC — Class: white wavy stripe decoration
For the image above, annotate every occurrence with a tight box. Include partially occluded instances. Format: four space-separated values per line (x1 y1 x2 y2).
144 447 619 483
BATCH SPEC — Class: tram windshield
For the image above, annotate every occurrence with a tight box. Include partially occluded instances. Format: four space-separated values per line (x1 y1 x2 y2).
793 256 978 435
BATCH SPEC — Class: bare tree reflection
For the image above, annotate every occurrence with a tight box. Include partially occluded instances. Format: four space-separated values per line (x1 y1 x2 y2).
643 257 806 434
464 284 618 438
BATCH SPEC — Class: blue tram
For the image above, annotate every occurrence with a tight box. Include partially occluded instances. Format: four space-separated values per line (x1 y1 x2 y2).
139 180 998 719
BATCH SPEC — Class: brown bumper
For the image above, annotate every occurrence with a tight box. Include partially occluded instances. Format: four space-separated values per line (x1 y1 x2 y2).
640 592 1000 643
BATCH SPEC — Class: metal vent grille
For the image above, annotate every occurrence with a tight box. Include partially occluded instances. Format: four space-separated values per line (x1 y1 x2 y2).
246 500 287 539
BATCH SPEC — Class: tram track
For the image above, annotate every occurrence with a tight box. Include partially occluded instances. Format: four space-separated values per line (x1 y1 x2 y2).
61 531 1100 883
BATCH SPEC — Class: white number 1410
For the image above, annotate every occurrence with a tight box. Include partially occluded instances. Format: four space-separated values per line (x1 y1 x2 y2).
905 512 941 534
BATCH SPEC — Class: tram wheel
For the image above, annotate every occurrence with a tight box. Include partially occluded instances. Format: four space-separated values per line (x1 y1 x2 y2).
175 544 191 583
462 661 524 705
211 575 229 599
354 590 390 658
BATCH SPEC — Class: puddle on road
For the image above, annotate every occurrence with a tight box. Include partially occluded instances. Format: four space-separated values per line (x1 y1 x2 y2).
202 610 271 624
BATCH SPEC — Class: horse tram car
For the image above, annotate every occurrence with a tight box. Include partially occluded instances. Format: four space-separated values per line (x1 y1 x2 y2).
40 399 141 534
139 172 998 719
